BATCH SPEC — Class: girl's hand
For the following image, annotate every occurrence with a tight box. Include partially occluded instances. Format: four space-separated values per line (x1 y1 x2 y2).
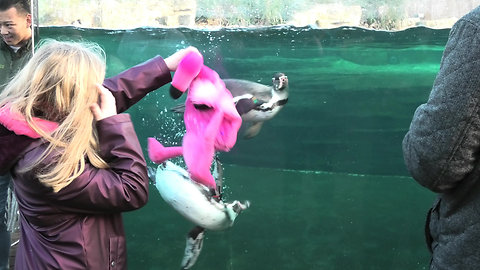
90 84 117 121
164 46 200 71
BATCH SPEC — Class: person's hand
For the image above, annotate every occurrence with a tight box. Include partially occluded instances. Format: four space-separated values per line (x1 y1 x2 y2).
90 84 117 121
164 46 200 72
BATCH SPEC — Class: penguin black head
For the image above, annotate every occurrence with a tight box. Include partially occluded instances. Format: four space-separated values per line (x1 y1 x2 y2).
272 72 288 92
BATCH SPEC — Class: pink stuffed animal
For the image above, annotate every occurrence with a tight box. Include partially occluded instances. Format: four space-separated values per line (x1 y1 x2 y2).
148 51 242 188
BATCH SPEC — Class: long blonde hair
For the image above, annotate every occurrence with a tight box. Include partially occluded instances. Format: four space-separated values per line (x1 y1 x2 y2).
0 39 109 192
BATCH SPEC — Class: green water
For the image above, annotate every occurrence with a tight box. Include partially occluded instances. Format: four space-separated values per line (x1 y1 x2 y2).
39 26 445 269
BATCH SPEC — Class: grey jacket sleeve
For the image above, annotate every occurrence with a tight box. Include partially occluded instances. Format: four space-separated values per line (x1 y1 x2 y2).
402 16 480 193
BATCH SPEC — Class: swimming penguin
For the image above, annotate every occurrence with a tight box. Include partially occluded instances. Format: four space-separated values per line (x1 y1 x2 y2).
226 72 289 138
153 159 249 269
171 72 289 139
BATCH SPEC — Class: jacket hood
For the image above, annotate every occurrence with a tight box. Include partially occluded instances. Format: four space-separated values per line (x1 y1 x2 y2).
0 105 58 138
0 105 58 175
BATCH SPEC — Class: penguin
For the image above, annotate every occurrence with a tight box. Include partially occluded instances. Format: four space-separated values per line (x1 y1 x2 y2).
226 72 289 138
152 159 249 269
171 72 289 139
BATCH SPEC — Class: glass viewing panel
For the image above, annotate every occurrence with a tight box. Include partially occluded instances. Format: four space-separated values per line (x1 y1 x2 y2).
30 0 479 269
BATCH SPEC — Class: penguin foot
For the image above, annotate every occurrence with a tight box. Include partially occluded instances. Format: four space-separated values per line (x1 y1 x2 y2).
224 200 250 224
181 226 205 270
232 200 250 213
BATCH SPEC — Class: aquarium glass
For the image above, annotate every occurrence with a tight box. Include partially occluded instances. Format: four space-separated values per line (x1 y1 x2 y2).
28 0 479 269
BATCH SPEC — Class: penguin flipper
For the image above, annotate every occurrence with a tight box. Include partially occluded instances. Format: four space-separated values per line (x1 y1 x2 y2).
170 103 186 114
181 226 205 269
212 157 223 200
243 122 264 139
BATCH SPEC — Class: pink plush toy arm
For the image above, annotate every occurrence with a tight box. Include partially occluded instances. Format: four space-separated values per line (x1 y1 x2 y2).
147 137 183 164
169 51 204 99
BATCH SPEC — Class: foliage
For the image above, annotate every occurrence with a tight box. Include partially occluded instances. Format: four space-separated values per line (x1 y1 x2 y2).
197 0 309 26
37 0 424 30
356 0 407 30
196 0 409 28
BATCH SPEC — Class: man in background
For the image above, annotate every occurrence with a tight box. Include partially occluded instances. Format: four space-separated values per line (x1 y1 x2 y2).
0 0 32 89
0 0 32 268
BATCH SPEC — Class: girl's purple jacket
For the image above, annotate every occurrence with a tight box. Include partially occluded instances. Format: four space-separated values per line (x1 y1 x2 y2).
0 56 172 270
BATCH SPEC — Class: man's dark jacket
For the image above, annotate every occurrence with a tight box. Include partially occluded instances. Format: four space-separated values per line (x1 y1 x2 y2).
0 39 32 90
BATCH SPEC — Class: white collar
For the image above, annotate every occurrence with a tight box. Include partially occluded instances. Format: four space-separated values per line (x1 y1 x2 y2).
9 46 21 53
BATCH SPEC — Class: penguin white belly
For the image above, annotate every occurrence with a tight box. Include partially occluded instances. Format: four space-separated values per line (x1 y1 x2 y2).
155 161 244 231
241 105 281 122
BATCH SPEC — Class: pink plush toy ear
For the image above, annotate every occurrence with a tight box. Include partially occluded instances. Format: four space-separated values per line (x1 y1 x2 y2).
169 50 204 99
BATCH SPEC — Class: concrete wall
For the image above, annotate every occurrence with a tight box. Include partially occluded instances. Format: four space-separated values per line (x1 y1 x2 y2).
39 0 197 28
404 0 480 20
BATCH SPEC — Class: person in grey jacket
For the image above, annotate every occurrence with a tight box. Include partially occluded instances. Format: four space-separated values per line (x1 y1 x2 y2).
403 6 480 270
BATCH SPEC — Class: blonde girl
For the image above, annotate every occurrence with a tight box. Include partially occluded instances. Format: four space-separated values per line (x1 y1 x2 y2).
0 39 197 269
